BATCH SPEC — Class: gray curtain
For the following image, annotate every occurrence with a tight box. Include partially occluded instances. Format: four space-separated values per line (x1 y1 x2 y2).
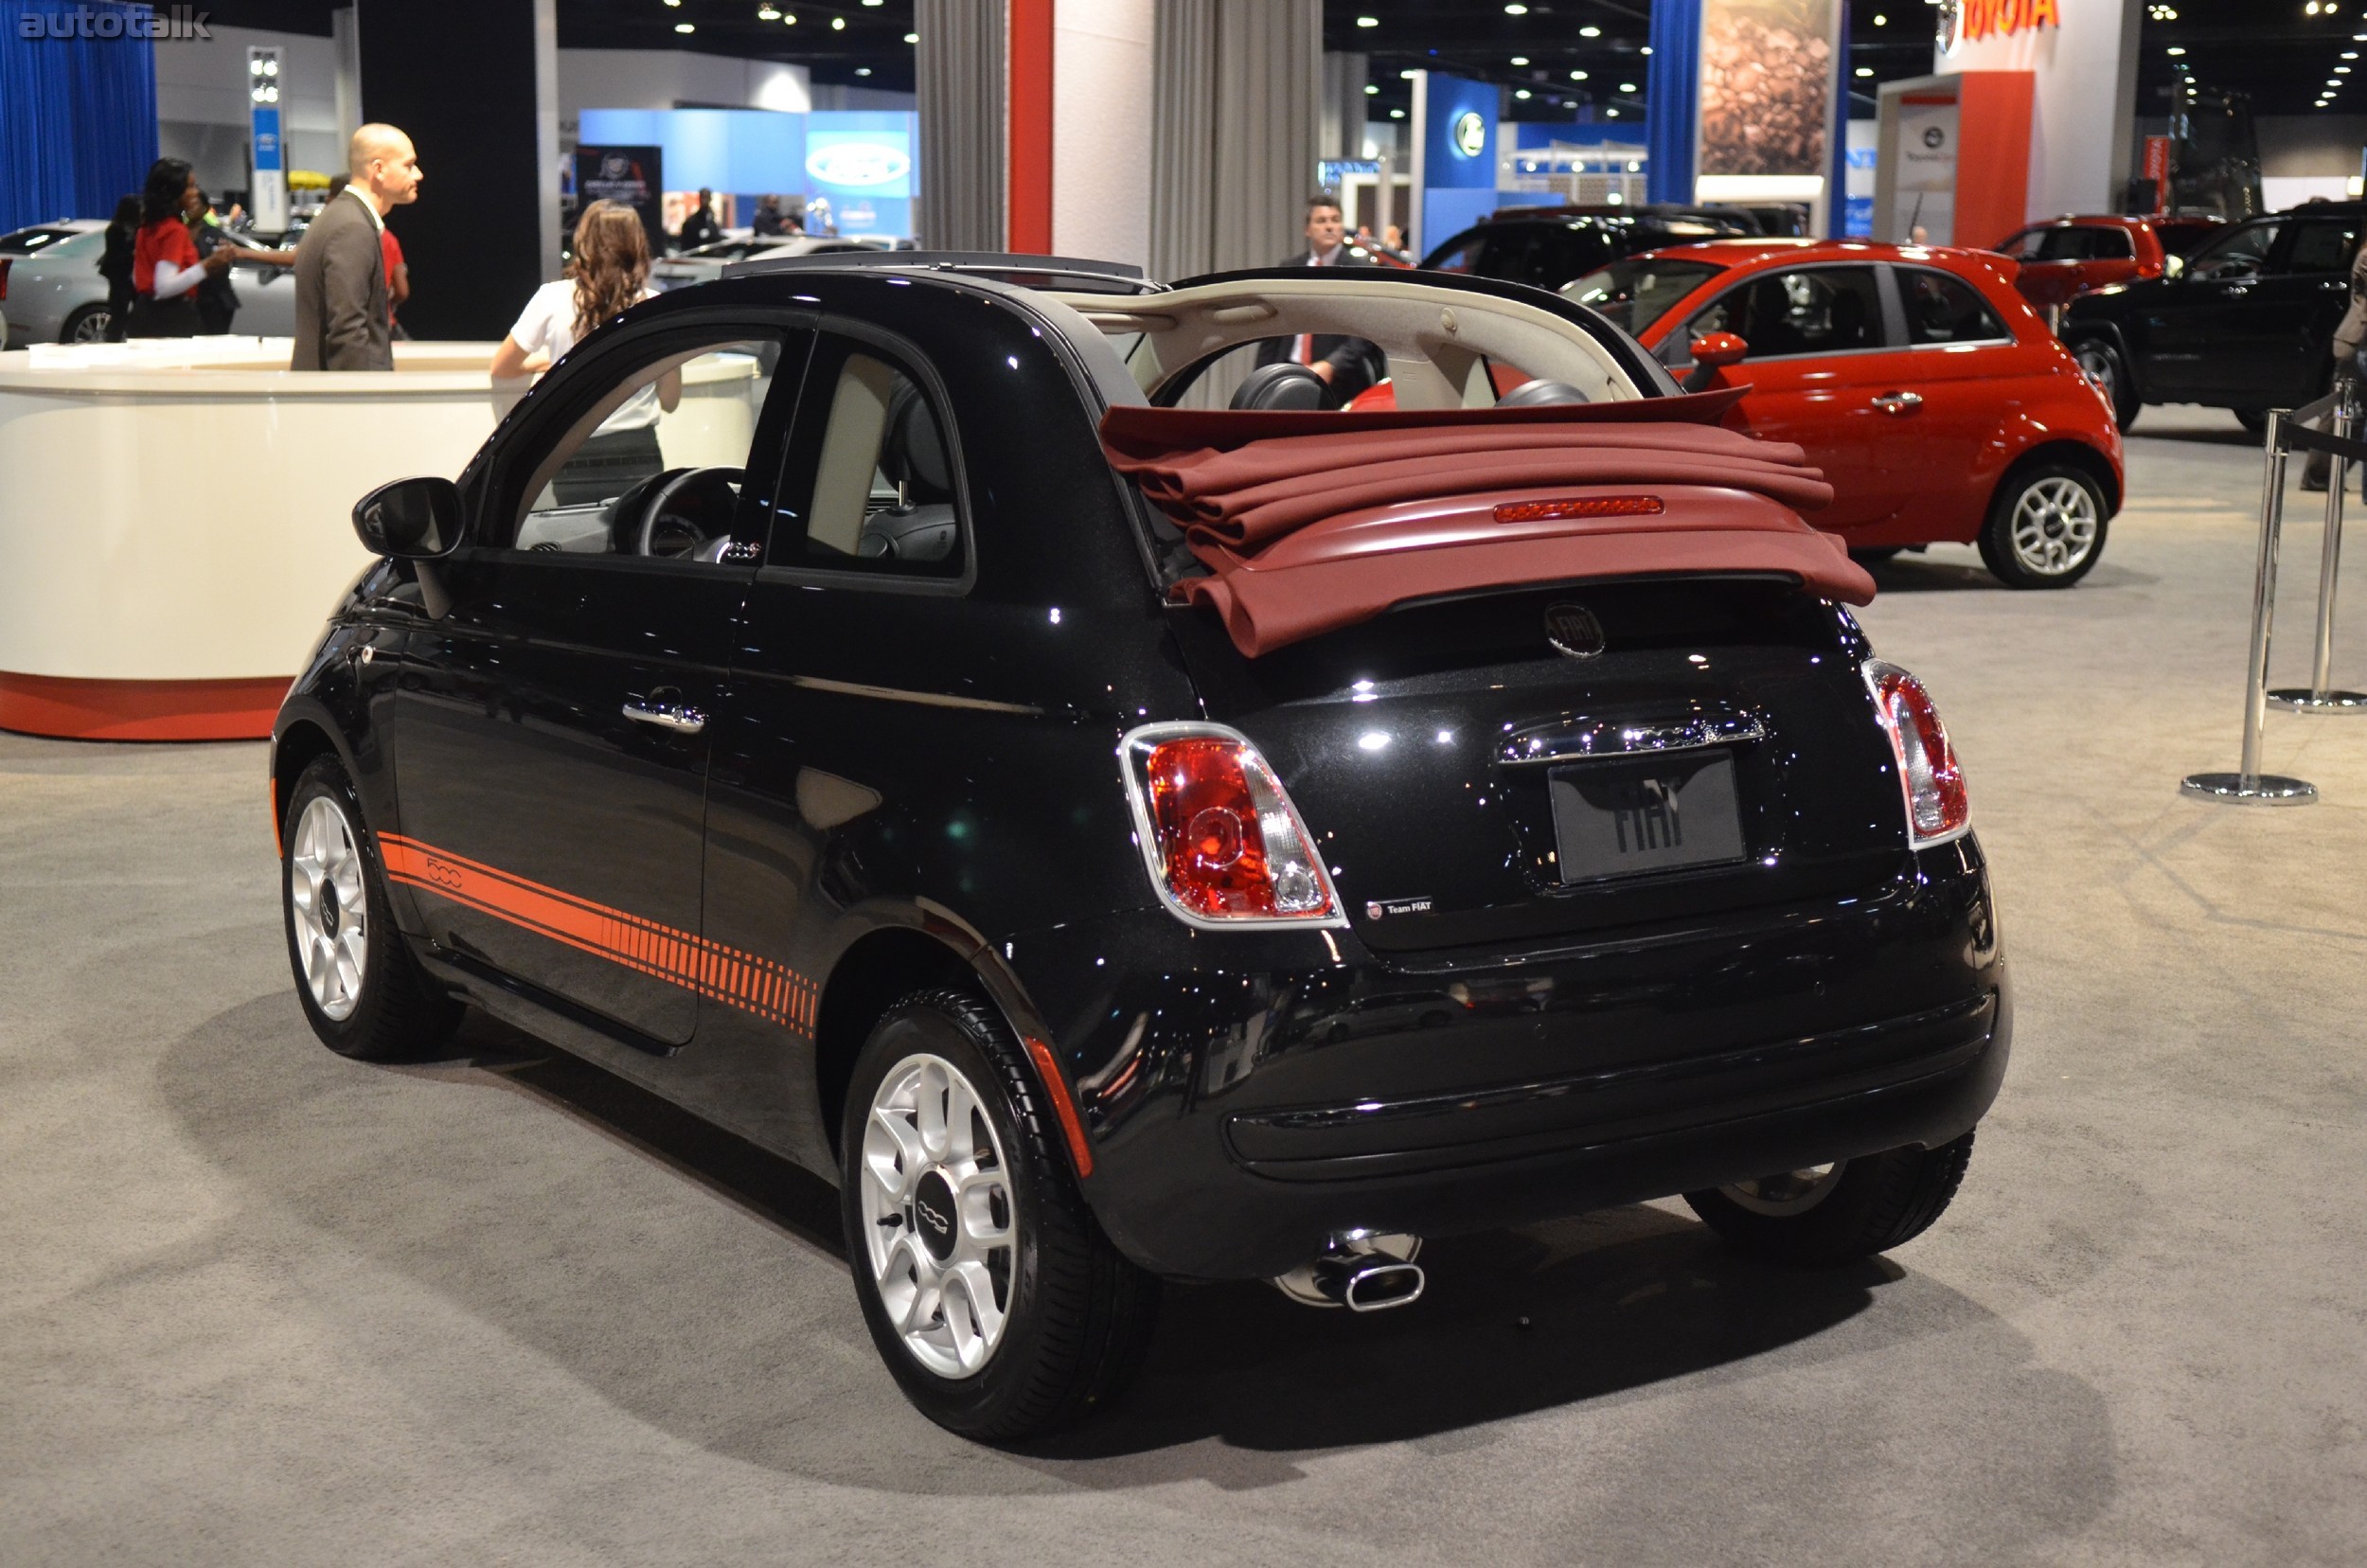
917 0 1006 251
1321 50 1366 163
1150 0 1320 282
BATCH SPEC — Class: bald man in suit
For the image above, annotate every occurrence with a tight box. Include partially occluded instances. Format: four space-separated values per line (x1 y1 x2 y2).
293 124 420 370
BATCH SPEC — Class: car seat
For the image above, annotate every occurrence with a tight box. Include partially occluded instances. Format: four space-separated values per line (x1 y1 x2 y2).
858 382 960 564
1229 363 1330 411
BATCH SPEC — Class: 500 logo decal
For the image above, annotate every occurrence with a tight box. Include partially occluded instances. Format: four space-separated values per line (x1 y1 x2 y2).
805 141 912 188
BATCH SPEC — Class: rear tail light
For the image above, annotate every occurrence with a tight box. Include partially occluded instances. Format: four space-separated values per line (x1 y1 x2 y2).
1119 723 1344 929
1863 660 1969 846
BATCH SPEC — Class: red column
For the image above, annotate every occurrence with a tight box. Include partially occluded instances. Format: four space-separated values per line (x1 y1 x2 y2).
1007 0 1056 254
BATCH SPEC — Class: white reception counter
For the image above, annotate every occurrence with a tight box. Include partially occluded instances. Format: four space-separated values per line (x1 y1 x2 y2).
0 339 507 739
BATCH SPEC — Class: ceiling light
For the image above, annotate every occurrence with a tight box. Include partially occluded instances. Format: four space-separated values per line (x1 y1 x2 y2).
1510 55 1529 64
1579 25 1601 37
1606 106 1618 117
1363 82 1378 94
1641 45 1653 55
831 14 844 27
1875 10 1888 21
1619 81 1637 92
856 66 871 75
1389 107 1406 117
863 0 882 6
782 11 795 22
2166 45 2184 54
1855 64 1874 76
904 31 917 43
1357 13 1378 25
2347 50 2360 56
1569 69 1588 80
675 20 693 30
1399 67 1417 79
1515 87 1532 98
758 3 779 15
1504 3 1528 12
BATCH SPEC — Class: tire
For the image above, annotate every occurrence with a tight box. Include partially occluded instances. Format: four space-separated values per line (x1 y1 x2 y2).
1978 459 2109 589
2070 338 2139 433
1684 1131 1976 1266
2233 407 2268 436
62 304 111 345
840 989 1158 1442
281 755 462 1061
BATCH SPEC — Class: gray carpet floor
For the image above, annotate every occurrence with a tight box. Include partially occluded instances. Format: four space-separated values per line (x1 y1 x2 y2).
5 406 2364 1565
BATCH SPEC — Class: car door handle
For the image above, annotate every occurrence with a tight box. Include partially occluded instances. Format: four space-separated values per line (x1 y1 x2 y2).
623 699 706 735
1873 391 1924 415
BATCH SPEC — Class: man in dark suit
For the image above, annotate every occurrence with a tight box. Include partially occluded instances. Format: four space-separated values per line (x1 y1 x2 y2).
292 123 419 371
679 188 723 252
1253 192 1385 403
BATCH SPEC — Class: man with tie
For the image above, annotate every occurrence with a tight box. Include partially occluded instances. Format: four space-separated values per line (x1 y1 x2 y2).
1253 193 1385 405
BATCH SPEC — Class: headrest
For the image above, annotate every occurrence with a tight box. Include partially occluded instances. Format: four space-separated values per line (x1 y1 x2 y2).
1230 363 1329 411
1496 379 1591 408
881 382 952 498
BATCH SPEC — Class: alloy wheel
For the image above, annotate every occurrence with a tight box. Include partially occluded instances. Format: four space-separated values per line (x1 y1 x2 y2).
2073 343 2116 403
289 795 368 1021
2009 475 2100 577
859 1052 1018 1379
70 311 111 344
1721 1161 1845 1217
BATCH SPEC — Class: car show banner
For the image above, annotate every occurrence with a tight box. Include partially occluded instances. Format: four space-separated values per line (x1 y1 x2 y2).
573 146 665 246
1692 0 1843 228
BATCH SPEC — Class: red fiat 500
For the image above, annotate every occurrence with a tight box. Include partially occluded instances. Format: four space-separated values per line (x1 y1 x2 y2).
1563 239 2126 588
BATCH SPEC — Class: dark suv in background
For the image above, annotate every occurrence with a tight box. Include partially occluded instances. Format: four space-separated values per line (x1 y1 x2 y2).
2063 202 2362 432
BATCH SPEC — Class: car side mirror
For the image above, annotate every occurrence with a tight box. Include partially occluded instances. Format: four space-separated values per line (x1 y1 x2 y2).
352 475 462 559
1692 330 1750 369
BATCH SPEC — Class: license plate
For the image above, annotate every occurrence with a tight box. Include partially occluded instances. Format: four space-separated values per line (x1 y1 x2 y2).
1548 753 1747 884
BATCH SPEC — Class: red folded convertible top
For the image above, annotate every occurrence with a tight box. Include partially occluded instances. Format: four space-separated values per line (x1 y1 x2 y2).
1100 397 1873 657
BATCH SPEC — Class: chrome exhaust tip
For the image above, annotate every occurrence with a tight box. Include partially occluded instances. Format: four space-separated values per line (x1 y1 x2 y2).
1272 1231 1425 1311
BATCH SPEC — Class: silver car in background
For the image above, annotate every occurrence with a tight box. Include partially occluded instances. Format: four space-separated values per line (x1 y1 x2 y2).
0 219 300 344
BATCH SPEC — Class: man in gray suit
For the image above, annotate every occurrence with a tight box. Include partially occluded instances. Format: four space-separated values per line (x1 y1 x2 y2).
292 123 421 371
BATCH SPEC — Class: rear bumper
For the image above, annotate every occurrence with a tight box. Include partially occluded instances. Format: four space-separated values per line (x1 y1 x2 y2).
1015 839 2008 1279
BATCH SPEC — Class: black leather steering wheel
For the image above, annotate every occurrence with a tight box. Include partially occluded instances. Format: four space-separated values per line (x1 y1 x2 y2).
632 465 743 558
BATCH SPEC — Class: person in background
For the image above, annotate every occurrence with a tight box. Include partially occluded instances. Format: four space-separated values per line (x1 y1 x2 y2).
489 200 678 492
2303 233 2367 492
1252 192 1383 404
382 217 410 338
126 158 240 338
678 187 722 251
185 184 292 334
97 194 141 342
752 195 785 238
293 123 420 370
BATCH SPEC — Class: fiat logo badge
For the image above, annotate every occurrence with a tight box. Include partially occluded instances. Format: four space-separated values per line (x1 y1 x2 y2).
1544 603 1605 659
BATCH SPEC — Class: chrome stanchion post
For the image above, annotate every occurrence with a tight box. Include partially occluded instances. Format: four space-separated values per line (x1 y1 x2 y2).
2269 378 2367 712
2183 408 2320 804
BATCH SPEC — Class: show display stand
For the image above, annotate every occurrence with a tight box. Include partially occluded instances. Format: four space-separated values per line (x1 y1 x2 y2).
0 340 506 740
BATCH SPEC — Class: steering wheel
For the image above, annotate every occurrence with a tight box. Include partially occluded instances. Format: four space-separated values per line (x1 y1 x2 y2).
629 465 743 558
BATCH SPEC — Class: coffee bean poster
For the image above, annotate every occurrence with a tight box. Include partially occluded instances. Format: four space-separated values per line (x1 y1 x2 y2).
1697 0 1842 179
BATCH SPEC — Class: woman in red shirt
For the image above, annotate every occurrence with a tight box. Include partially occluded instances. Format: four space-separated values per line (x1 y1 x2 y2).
128 158 237 338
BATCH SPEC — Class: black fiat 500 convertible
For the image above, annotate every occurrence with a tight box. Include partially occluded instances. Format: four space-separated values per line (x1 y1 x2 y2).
273 253 2008 1440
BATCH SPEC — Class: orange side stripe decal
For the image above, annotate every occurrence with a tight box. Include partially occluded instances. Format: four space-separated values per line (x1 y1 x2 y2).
380 832 815 1031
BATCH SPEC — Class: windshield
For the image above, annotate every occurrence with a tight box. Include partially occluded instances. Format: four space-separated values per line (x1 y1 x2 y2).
2182 221 2280 279
0 225 91 256
1561 258 1724 336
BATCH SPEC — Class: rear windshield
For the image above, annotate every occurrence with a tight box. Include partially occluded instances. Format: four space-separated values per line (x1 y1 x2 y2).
0 225 88 255
1561 258 1724 336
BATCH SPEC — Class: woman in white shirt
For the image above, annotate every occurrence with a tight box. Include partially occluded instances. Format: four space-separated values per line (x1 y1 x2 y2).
491 201 678 500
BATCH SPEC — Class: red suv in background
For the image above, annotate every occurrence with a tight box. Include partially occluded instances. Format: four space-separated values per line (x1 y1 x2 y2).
1993 215 2224 311
1564 240 2125 587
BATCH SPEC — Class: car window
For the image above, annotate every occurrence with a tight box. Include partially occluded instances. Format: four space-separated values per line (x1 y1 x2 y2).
2277 219 2363 276
501 332 786 561
1998 228 2049 261
1897 267 2013 345
2156 223 2220 258
0 224 86 255
1426 235 1486 275
1684 265 1885 358
2186 222 2281 280
1523 225 1616 290
2086 226 2135 260
1562 258 1724 337
772 333 965 579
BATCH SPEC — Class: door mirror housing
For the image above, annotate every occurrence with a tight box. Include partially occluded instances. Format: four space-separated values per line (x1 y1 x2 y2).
1691 330 1750 369
353 476 462 559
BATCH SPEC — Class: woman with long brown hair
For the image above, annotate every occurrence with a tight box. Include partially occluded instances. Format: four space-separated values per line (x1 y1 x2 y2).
489 199 657 378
